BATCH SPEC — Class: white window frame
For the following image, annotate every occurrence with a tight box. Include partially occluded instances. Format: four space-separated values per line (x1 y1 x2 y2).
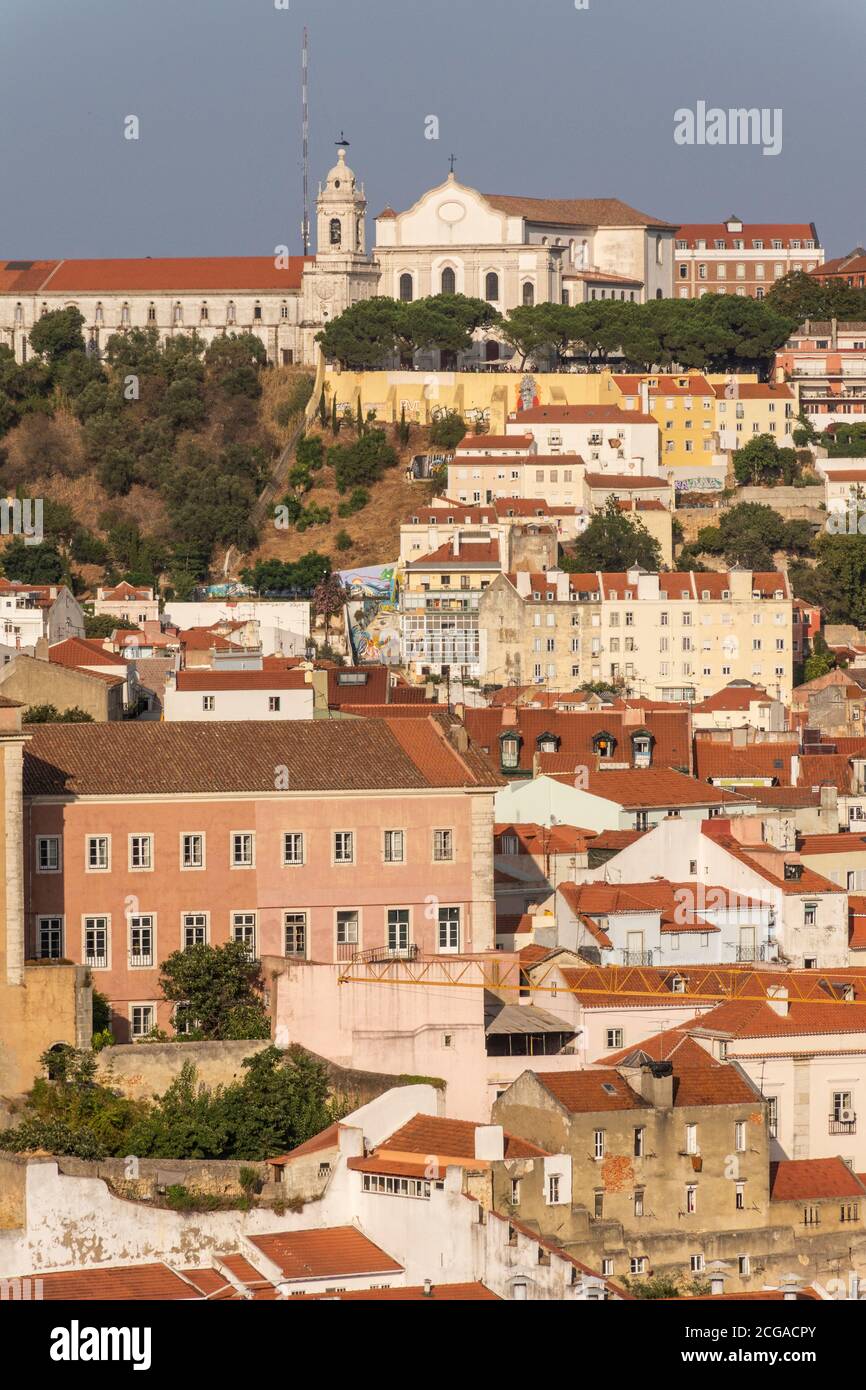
383 829 405 864
86 835 111 873
333 830 355 865
433 828 454 862
438 905 461 953
336 908 360 948
36 835 61 873
283 831 305 867
231 911 257 956
231 831 255 868
83 914 110 970
182 911 208 950
284 910 307 958
130 1003 156 1040
36 915 64 960
180 832 205 871
128 914 155 968
128 833 153 872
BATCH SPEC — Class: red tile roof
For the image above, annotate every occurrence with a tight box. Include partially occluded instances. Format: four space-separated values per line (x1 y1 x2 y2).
676 223 818 249
509 404 657 426
297 1281 500 1300
377 1113 548 1163
405 538 501 568
173 669 309 691
694 739 798 784
463 708 692 773
770 1158 865 1201
47 638 127 669
545 765 745 809
33 1262 201 1300
613 373 713 397
483 194 676 230
6 255 312 292
599 1029 761 1106
535 1068 648 1112
21 715 501 796
584 473 670 490
247 1227 403 1281
455 434 533 451
270 1122 341 1165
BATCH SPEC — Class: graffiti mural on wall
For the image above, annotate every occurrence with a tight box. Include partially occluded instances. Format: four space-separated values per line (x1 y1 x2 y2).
340 564 402 665
515 374 540 411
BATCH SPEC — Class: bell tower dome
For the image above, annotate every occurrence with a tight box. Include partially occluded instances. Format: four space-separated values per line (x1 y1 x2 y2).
317 135 367 258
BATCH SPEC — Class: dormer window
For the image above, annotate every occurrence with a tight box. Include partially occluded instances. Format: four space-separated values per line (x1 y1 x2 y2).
631 731 653 765
536 732 560 754
499 732 522 771
593 731 616 759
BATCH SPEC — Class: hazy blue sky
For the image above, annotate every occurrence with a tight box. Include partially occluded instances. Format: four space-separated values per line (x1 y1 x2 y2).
1 0 862 259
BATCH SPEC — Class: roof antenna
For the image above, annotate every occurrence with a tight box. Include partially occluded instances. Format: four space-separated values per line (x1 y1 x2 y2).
301 27 310 255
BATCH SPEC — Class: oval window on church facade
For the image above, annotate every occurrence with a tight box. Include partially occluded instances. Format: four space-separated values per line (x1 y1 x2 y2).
399 273 414 302
441 267 456 295
330 218 342 246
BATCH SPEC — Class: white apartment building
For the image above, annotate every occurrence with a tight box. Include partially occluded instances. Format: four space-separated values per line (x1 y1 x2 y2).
162 668 314 721
0 581 84 648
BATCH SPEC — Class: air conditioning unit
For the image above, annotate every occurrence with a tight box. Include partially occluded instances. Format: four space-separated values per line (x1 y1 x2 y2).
840 1108 856 1124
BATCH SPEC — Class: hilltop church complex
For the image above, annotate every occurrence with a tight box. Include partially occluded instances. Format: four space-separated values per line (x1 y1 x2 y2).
0 144 678 370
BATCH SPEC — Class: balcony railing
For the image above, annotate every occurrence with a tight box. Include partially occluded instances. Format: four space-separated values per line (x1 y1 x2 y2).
85 953 108 970
338 943 421 965
735 945 768 963
129 951 154 968
829 1115 857 1135
621 950 654 966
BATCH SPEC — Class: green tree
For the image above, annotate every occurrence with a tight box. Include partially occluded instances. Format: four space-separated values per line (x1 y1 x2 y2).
1 539 65 584
23 705 94 724
428 412 467 451
158 941 270 1041
561 496 662 572
28 307 86 364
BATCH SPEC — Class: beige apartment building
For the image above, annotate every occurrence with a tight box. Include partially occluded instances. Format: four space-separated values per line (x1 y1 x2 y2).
674 217 822 300
479 568 794 701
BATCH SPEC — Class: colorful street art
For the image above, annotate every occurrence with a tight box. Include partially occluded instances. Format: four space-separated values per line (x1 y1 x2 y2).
514 374 540 412
340 564 402 665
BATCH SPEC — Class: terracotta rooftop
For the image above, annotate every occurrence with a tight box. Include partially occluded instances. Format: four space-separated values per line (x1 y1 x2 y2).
21 715 501 796
694 739 798 784
482 193 676 230
32 1262 201 1300
376 1113 549 1164
508 404 657 426
0 255 312 293
173 669 310 692
247 1226 402 1281
545 765 746 809
770 1158 866 1201
534 1069 648 1112
463 708 692 774
297 1281 500 1300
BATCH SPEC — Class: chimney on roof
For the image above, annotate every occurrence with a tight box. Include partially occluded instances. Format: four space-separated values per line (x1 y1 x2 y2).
619 1059 674 1109
450 721 469 754
452 533 460 558
474 1124 505 1162
638 381 650 414
766 984 789 1017
779 1274 802 1301
422 1278 433 1298
33 636 49 662
501 705 519 729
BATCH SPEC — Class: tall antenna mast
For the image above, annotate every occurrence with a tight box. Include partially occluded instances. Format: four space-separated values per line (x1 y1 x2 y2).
302 26 310 255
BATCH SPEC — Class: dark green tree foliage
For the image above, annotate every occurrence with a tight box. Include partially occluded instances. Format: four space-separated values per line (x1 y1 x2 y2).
241 551 331 594
317 294 500 367
791 533 866 629
158 941 270 1042
0 1044 339 1162
561 496 662 572
28 307 87 364
1 539 66 584
329 428 397 493
22 705 94 724
766 269 866 323
428 412 467 450
732 434 800 486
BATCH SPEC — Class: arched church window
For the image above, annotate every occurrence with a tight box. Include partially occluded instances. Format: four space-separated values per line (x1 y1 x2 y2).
441 267 456 295
121 302 130 326
173 302 183 325
399 273 414 303
200 302 209 322
330 218 342 246
227 300 236 324
95 302 104 324
356 216 363 250
280 301 289 319
147 303 156 323
485 272 499 302
14 303 23 325
656 288 663 299
522 281 535 307
254 300 262 321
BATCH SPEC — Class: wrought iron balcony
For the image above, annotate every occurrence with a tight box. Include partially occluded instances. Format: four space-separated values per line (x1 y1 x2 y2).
621 950 653 967
829 1115 857 1135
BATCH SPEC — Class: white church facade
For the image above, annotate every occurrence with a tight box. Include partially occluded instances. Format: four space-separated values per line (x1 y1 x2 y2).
0 146 676 369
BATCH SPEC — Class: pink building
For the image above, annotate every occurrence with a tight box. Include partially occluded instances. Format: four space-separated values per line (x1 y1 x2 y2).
23 716 500 1040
